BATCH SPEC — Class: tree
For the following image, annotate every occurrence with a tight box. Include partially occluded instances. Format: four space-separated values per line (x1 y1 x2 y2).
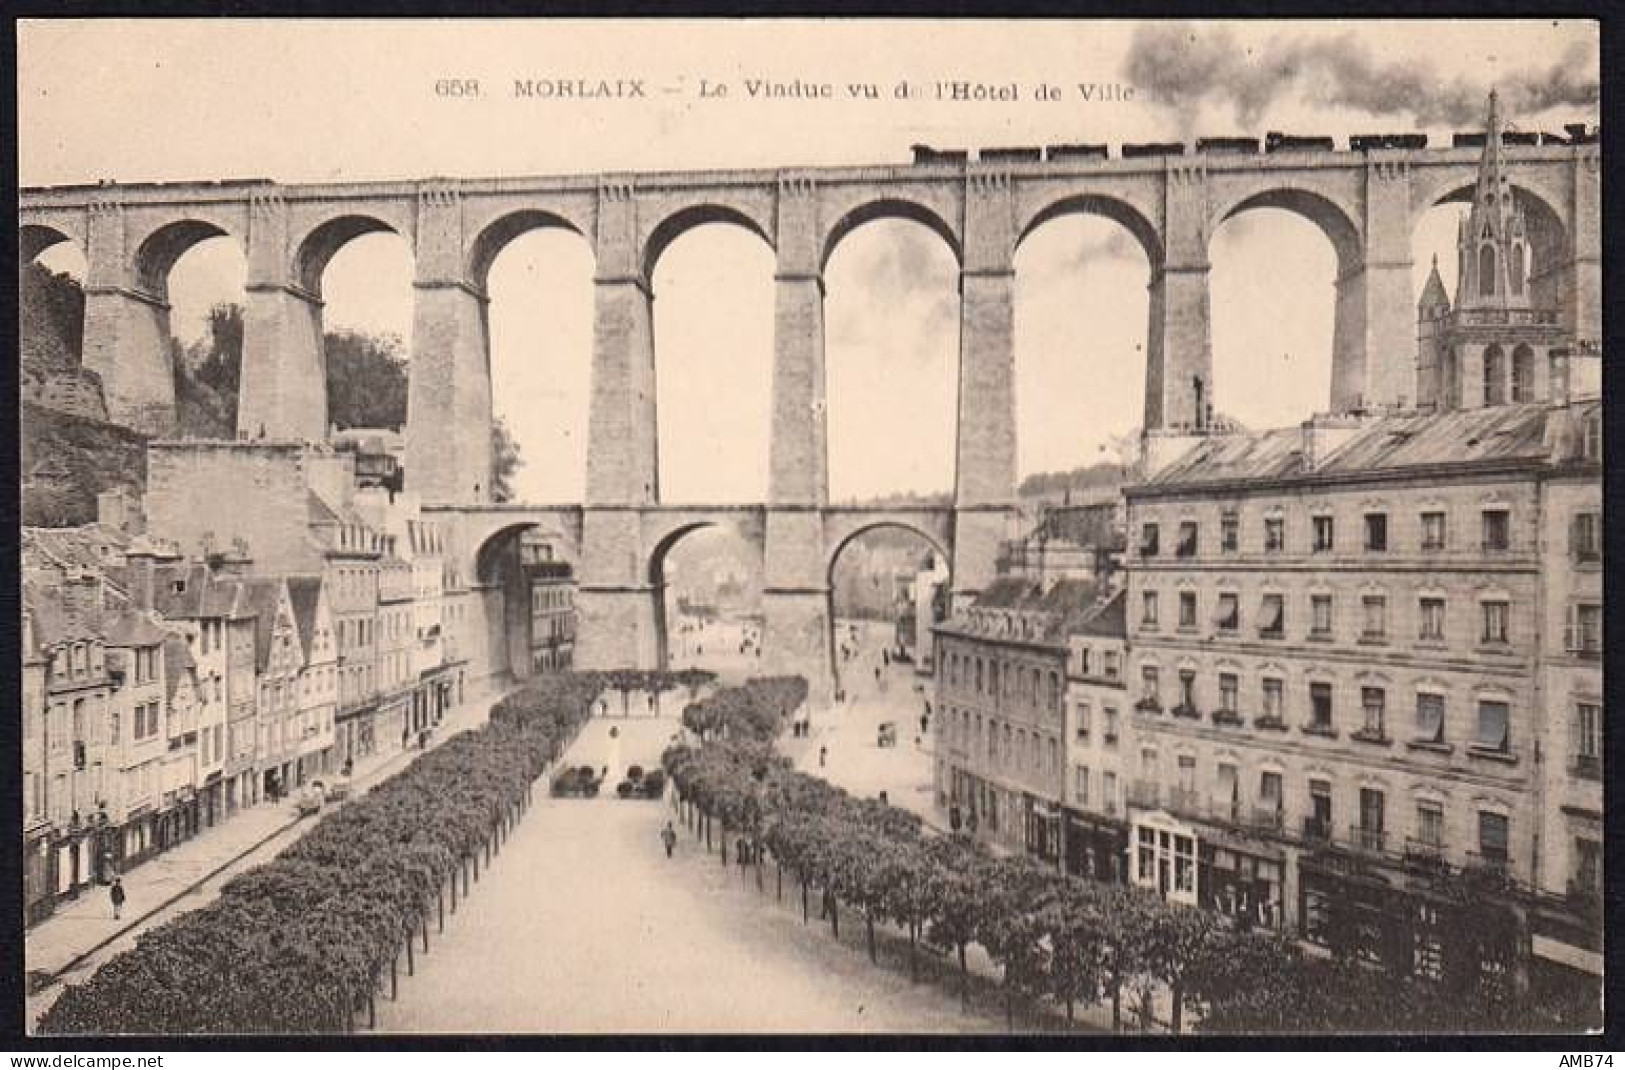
324 329 410 430
491 417 523 502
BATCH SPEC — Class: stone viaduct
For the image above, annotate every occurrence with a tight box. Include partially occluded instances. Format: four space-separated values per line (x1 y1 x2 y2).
19 137 1601 697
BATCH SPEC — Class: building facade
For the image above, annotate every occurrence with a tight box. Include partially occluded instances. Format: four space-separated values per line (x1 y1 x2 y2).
933 578 1101 862
1122 396 1601 984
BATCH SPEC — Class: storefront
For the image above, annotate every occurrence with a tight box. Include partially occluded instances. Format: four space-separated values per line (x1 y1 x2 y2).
1063 809 1128 884
1130 810 1199 906
1024 795 1063 864
1198 833 1286 931
1298 856 1412 969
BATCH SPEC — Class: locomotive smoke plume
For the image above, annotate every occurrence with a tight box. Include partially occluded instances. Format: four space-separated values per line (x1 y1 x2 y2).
1122 25 1599 129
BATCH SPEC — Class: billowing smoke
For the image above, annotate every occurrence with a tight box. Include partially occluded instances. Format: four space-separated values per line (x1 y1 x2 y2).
1122 25 1598 129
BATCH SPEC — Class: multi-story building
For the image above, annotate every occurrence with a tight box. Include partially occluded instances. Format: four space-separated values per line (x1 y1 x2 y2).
242 577 304 800
288 575 339 780
1529 402 1604 986
1061 590 1130 883
218 568 261 813
22 602 54 924
355 487 458 739
102 607 173 872
157 634 203 851
521 533 576 676
23 577 112 910
933 577 1102 862
373 542 416 750
308 495 383 766
123 553 235 828
1122 394 1600 979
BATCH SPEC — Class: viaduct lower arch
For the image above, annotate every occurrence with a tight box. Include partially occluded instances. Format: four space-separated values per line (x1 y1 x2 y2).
22 139 1600 697
437 502 959 699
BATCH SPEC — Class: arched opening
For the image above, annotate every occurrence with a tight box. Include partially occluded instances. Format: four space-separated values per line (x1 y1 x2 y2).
1211 191 1356 428
1478 244 1498 297
476 215 594 503
1014 201 1155 499
157 230 249 438
1483 344 1507 406
475 522 578 683
651 522 764 678
826 523 950 698
825 215 960 503
21 228 88 402
1511 343 1536 403
647 218 774 503
296 218 415 435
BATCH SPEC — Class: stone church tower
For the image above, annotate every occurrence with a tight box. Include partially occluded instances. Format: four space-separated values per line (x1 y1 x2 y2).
1417 91 1568 411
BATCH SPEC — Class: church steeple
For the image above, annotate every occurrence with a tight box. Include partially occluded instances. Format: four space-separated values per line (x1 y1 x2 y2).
1419 254 1450 317
1456 89 1531 310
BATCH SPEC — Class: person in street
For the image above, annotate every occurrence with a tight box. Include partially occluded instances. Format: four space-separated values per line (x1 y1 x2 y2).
110 876 126 920
819 745 828 768
661 822 677 858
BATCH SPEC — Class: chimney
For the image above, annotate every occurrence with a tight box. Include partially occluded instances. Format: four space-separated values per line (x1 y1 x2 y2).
58 569 105 619
209 536 255 577
1300 412 1369 470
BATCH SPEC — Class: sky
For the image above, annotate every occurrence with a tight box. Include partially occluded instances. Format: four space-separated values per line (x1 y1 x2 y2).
20 19 1600 503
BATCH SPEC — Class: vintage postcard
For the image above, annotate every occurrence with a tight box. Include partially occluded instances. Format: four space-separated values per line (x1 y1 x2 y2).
13 17 1604 1040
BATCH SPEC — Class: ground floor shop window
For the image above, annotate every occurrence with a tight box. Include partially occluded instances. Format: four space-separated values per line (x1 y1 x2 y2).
1133 819 1197 905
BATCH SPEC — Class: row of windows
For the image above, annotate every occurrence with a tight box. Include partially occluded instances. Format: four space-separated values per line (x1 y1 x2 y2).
1071 644 1122 681
1126 752 1515 864
1137 587 1540 649
1139 506 1521 559
1135 666 1516 754
940 706 1062 782
193 619 226 657
940 650 1064 716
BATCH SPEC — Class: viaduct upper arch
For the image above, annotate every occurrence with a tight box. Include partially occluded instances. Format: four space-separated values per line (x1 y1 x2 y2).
23 133 1600 699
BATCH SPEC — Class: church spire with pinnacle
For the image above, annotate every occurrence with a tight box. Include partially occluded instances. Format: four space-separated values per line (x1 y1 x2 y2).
1456 89 1531 310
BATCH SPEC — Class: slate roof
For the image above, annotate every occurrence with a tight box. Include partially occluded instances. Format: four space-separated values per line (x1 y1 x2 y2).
1314 403 1555 474
286 575 325 664
101 608 170 649
23 584 103 648
1137 400 1597 493
163 634 196 700
239 577 287 673
1068 589 1126 640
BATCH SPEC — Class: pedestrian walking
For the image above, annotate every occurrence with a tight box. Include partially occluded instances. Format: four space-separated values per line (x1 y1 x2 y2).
110 876 126 920
661 821 678 858
819 745 828 768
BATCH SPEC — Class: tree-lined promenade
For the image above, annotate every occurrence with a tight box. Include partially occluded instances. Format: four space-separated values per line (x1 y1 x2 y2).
38 674 613 1035
664 677 1578 1034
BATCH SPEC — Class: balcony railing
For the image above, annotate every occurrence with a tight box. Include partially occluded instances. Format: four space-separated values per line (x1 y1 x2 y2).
1171 704 1201 721
1302 816 1332 843
1464 850 1511 879
1404 837 1447 868
1211 708 1244 727
1134 698 1163 715
1168 787 1202 815
1348 825 1386 854
1250 806 1283 832
1128 780 1160 808
1254 714 1288 732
